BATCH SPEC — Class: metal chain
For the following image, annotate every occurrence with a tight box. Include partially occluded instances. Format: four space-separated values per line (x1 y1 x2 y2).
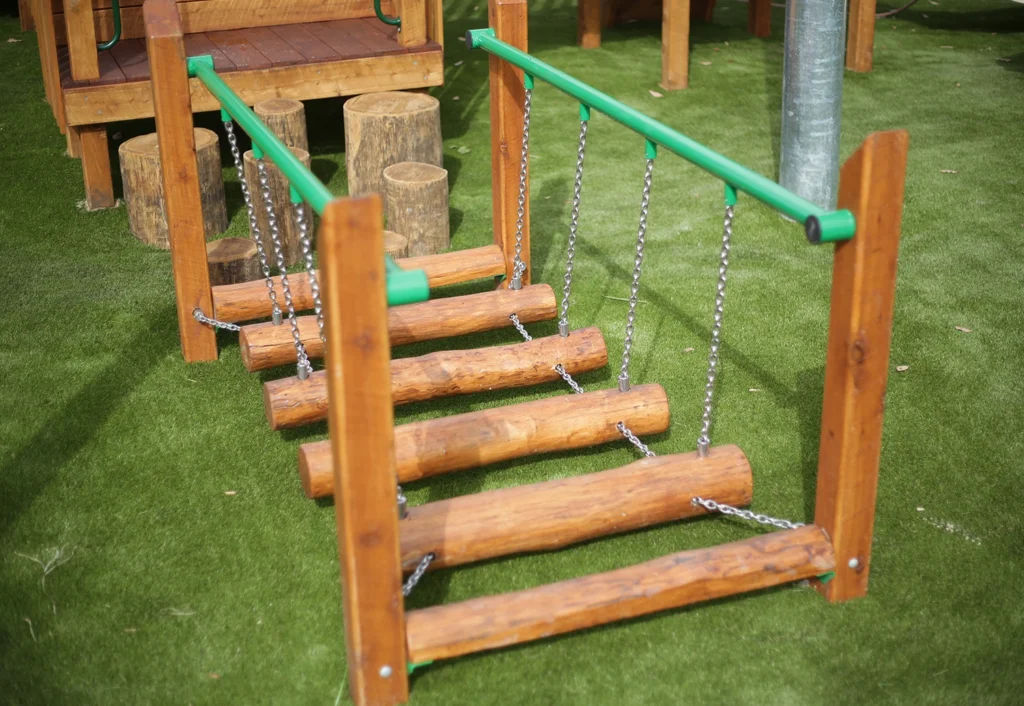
510 87 533 290
559 119 589 336
691 497 805 530
256 159 313 380
616 421 656 457
193 308 241 332
618 158 656 392
697 204 734 457
224 121 281 324
296 203 326 344
554 364 586 394
508 313 533 342
402 553 435 597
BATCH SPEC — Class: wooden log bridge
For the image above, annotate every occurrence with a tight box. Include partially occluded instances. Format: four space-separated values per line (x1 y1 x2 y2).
240 284 558 372
264 327 608 430
298 384 671 499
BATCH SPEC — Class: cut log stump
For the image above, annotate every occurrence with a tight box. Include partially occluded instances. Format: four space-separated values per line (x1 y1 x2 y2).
384 230 409 258
207 238 260 287
254 98 308 153
243 146 311 267
384 162 450 257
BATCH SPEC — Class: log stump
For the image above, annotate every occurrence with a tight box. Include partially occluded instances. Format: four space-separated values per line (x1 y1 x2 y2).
207 237 261 287
384 230 409 258
344 92 442 199
243 146 311 267
384 162 449 257
119 129 228 249
254 98 309 153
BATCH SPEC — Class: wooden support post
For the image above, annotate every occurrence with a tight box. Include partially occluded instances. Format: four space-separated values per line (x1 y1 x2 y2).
748 0 771 38
846 0 877 72
32 0 65 131
815 130 909 603
19 0 35 31
79 125 115 210
396 0 428 47
427 0 444 48
660 0 690 91
63 0 100 81
145 0 217 362
578 0 602 49
320 195 409 706
489 0 530 286
66 125 82 158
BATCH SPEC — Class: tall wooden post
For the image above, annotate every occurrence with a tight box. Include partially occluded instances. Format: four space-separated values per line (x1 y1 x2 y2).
748 0 771 38
145 0 217 362
321 196 409 706
815 130 909 603
488 0 530 287
846 0 876 72
660 0 690 91
396 0 428 47
578 0 602 49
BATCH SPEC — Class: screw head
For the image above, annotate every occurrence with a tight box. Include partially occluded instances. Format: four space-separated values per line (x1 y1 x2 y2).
848 558 861 569
379 665 393 678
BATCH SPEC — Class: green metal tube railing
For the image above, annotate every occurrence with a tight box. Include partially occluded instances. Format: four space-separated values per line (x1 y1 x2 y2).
466 29 856 244
186 55 429 306
374 0 402 28
97 0 122 51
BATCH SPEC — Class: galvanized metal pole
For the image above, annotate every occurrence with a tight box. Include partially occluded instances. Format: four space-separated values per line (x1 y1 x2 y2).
779 0 847 210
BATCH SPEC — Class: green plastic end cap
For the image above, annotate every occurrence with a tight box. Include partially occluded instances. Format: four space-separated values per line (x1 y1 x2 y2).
252 144 264 160
289 185 303 205
386 268 430 307
818 571 836 585
186 54 214 78
465 28 494 50
807 209 857 244
724 183 738 207
407 660 434 675
219 108 232 124
645 139 658 160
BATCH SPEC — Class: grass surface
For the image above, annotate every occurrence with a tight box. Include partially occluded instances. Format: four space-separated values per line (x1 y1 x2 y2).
2 1 1024 704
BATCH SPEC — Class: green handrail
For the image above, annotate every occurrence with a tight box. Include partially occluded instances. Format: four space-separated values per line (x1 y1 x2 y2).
97 0 122 51
374 0 401 28
186 55 429 306
466 29 856 244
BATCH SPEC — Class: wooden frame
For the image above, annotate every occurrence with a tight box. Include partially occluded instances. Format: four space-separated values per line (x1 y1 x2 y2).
846 0 877 72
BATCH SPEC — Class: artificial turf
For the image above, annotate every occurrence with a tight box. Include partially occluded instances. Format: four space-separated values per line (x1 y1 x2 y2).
1 0 1023 703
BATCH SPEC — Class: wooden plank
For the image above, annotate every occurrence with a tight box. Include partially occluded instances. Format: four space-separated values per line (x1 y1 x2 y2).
578 0 602 49
401 445 753 572
748 0 771 38
270 23 340 62
145 0 217 361
263 327 609 429
660 0 689 91
66 125 82 157
846 0 876 72
298 384 672 498
815 130 909 603
395 0 427 48
183 32 236 72
19 0 35 32
239 26 305 68
239 284 558 372
109 38 150 81
96 48 127 84
79 125 115 209
426 0 443 48
63 0 100 80
406 525 835 662
207 29 272 69
34 0 66 130
306 19 378 58
489 0 530 286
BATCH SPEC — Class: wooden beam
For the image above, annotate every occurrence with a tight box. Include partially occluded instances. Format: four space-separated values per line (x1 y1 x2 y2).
815 130 909 602
406 525 836 662
78 125 114 209
65 125 82 158
264 327 608 430
33 0 66 131
846 0 877 72
395 0 427 47
401 445 753 571
62 0 99 81
660 0 690 91
145 0 217 362
748 0 771 38
239 284 558 372
578 0 602 49
320 196 409 706
19 0 35 31
298 384 671 498
426 0 443 48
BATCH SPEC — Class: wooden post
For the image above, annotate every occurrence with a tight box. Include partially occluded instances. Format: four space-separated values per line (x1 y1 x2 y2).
660 0 690 91
320 195 409 706
63 0 99 81
748 0 771 38
846 0 876 72
145 0 217 362
396 0 427 47
79 126 115 210
427 0 444 48
814 130 909 603
32 0 65 132
578 0 602 49
19 0 34 31
489 0 530 286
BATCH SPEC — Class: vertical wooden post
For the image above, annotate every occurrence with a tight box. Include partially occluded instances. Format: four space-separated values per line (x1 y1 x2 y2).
145 0 217 362
396 0 428 47
660 0 690 91
19 0 35 31
578 0 602 49
426 0 444 48
63 0 100 81
79 126 115 209
846 0 876 72
32 0 65 132
814 130 909 603
66 125 82 158
488 0 530 287
321 195 409 706
748 0 771 38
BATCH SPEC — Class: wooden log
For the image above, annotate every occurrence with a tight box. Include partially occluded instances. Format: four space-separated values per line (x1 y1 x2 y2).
384 231 408 258
298 383 671 498
383 162 450 257
206 238 260 287
660 0 690 92
264 327 608 430
405 525 835 662
240 284 558 372
211 244 507 323
243 146 310 267
846 0 877 72
344 91 442 198
120 130 229 249
254 98 308 153
400 445 753 572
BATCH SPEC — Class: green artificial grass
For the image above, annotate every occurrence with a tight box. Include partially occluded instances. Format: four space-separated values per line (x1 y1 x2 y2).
2 1 1024 703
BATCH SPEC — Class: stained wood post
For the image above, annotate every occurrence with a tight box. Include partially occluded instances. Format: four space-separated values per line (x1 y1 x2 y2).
320 195 409 706
660 0 690 91
33 0 66 132
814 130 909 603
489 0 530 287
63 0 99 81
19 0 34 31
145 0 217 362
846 0 876 72
396 0 428 47
748 0 771 38
578 0 602 48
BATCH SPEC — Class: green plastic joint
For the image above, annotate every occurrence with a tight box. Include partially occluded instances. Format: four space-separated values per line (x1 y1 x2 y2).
524 73 535 90
252 144 265 160
725 183 738 207
407 660 434 675
465 28 496 49
186 54 215 78
818 571 836 585
580 103 592 122
374 0 402 28
385 263 430 306
805 209 856 244
97 0 121 51
219 108 232 124
289 185 303 205
645 139 658 160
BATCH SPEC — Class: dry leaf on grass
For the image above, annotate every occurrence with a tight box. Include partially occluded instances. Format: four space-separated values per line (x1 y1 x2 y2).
452 96 460 101
209 673 221 680
683 347 695 353
954 326 972 333
699 61 712 66
940 169 959 174
649 90 663 98
454 60 464 67
896 365 910 372
998 57 1013 63
748 388 761 393
224 490 237 496
7 38 23 43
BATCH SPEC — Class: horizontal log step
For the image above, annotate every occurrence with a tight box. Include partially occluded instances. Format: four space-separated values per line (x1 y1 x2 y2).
239 284 557 372
400 445 752 572
264 327 608 430
211 244 507 323
405 525 835 663
298 383 670 498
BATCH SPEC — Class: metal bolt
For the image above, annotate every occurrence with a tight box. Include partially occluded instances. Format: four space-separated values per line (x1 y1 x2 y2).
848 558 860 569
379 665 393 678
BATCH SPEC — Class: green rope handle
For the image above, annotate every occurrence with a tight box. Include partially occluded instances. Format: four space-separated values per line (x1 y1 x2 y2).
374 0 401 28
97 0 122 51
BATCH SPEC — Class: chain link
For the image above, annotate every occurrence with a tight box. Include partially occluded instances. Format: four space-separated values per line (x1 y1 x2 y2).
295 203 326 345
510 87 533 290
618 158 656 392
508 313 533 342
617 421 656 457
553 364 586 394
558 119 589 336
402 553 435 597
697 204 734 457
193 308 241 332
691 497 805 530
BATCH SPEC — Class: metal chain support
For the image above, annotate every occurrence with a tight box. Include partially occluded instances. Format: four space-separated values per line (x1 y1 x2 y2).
402 553 435 597
558 119 589 336
508 313 533 342
618 158 656 392
691 497 805 530
510 87 533 290
554 364 586 394
697 204 734 457
616 421 656 457
193 308 241 332
397 485 408 519
295 203 326 344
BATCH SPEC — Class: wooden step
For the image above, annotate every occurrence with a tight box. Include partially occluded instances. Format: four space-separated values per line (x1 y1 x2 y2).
298 384 670 499
211 244 507 323
400 445 752 572
239 283 557 372
264 327 608 430
405 525 835 662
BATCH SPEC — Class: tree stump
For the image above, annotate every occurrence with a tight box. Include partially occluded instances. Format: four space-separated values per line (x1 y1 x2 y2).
119 129 228 249
207 237 261 286
384 230 409 258
344 92 442 199
243 146 311 267
255 98 309 153
383 162 449 257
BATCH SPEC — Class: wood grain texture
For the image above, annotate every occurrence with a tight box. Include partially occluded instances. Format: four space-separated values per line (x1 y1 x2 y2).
263 327 608 429
239 283 558 371
383 230 409 258
846 0 876 72
405 525 835 662
211 244 506 322
748 0 770 38
815 130 908 603
207 237 260 286
383 162 449 256
660 0 689 91
298 384 671 498
66 125 82 157
400 445 753 572
243 146 309 267
63 0 100 80
79 125 114 209
19 0 35 31
426 0 443 48
254 98 308 151
577 0 602 48
395 0 426 47
35 0 66 131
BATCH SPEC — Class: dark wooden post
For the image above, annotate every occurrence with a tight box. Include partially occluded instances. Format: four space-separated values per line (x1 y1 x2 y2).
748 0 771 38
846 0 877 72
660 0 690 91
